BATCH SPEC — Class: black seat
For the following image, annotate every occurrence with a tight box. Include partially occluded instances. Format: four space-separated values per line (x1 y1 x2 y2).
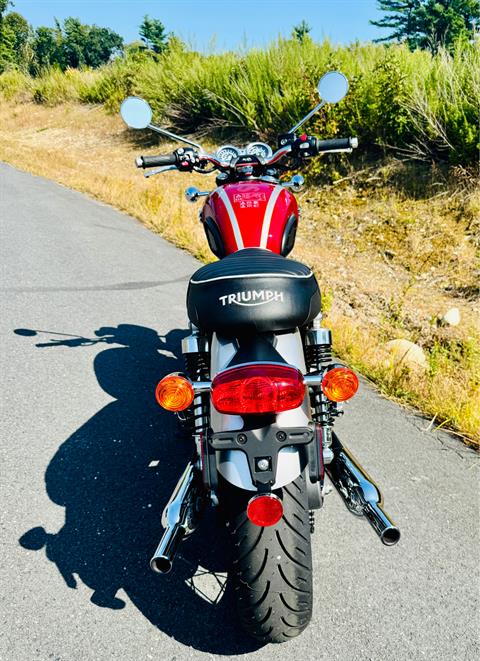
187 248 321 334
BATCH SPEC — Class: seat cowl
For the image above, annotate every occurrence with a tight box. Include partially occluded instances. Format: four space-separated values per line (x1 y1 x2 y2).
187 249 321 334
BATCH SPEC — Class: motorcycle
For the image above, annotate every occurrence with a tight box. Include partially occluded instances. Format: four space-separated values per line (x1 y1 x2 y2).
119 71 400 644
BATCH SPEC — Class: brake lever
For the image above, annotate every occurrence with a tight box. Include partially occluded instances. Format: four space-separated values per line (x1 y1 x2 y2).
319 148 354 155
144 165 178 178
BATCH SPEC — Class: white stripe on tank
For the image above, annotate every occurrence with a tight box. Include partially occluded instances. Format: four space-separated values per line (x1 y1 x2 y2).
216 188 244 250
260 185 283 248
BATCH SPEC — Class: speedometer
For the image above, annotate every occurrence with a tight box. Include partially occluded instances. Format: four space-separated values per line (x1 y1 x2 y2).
216 145 239 163
246 142 273 161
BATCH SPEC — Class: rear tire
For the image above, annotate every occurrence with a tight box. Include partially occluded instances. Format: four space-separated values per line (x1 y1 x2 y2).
221 473 313 643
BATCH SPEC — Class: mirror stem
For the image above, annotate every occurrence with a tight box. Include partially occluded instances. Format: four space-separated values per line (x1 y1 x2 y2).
288 100 326 134
147 124 202 149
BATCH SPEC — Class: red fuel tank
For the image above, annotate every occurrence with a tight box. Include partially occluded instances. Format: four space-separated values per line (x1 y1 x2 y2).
200 181 299 258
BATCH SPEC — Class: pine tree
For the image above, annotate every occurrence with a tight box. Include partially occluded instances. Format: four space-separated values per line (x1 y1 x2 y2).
139 15 169 54
292 20 312 43
0 0 11 20
5 12 30 56
0 0 14 71
371 0 479 53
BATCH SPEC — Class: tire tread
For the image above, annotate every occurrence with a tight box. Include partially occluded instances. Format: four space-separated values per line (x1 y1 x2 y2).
223 473 313 643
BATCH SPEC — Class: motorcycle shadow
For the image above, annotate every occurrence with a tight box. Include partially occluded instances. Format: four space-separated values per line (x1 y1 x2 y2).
17 324 262 655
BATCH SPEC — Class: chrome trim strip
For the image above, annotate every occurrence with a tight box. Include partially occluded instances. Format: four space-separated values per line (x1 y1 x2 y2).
304 374 324 386
260 185 283 249
192 381 212 393
217 188 244 250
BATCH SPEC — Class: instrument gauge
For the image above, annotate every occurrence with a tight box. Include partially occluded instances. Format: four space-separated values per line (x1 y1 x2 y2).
216 145 239 164
245 142 273 161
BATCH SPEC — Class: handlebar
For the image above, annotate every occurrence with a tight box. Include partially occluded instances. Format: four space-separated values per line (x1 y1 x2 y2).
135 135 358 176
136 154 178 168
315 137 358 152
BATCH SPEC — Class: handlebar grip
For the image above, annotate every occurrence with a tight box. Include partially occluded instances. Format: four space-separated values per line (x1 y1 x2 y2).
136 153 178 169
315 137 358 152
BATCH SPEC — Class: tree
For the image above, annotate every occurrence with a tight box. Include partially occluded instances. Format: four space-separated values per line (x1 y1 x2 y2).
0 0 13 70
84 25 123 67
60 17 88 68
30 18 123 71
0 26 14 70
31 26 62 71
139 15 169 54
292 20 312 43
4 12 29 54
0 0 11 21
371 0 480 53
1 6 124 73
59 18 123 69
0 11 31 70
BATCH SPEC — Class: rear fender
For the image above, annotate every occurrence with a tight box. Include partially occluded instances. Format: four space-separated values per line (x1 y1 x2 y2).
210 330 309 491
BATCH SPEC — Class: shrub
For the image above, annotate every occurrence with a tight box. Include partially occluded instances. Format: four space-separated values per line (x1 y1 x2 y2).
1 38 478 167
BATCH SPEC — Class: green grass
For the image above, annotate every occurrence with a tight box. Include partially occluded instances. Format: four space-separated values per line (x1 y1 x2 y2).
1 38 478 167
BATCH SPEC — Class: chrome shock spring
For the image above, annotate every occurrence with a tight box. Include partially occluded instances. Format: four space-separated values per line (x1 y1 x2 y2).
183 341 217 491
305 326 333 373
304 325 335 464
305 343 332 372
183 351 210 437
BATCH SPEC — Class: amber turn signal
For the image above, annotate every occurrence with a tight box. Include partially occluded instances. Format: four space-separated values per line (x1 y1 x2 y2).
155 374 194 411
321 367 359 402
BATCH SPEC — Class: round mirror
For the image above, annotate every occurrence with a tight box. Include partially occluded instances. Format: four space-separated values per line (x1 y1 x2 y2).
317 71 349 104
120 96 153 129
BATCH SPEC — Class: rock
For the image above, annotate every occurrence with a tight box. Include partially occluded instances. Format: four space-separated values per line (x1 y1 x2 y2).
441 307 461 327
385 339 428 370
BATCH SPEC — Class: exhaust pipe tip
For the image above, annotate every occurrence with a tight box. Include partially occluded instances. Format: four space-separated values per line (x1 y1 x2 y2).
150 556 173 574
381 526 401 546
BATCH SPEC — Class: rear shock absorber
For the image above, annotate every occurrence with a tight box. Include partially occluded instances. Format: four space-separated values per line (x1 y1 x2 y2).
305 317 332 371
183 356 209 434
304 316 335 464
181 325 217 493
182 326 210 439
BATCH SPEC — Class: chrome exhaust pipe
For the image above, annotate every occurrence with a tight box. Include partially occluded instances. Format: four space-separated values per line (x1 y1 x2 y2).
150 462 203 573
326 434 400 546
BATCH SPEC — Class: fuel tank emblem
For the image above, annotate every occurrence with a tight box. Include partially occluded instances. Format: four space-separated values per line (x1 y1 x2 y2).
219 290 284 307
233 192 267 203
233 191 267 209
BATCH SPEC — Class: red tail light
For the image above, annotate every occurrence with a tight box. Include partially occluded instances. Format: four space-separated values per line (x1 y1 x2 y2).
247 494 283 527
211 363 305 414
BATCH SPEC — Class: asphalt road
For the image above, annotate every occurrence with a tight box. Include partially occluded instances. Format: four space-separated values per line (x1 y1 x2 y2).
1 162 478 661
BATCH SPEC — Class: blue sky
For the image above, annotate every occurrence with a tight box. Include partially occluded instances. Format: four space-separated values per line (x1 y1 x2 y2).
12 1 385 51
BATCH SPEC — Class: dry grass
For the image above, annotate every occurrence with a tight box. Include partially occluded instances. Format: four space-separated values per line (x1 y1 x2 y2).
1 101 478 443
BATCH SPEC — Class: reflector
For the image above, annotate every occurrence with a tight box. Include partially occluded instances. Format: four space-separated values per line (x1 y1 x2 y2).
211 363 305 414
321 367 359 402
247 494 283 527
155 374 194 411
